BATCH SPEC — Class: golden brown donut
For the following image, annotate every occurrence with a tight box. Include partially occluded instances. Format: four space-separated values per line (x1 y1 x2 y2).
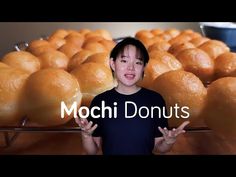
204 77 236 139
70 62 114 107
198 40 230 59
37 50 69 70
153 70 207 127
2 51 40 74
214 52 236 78
0 68 29 125
176 48 214 84
23 68 82 126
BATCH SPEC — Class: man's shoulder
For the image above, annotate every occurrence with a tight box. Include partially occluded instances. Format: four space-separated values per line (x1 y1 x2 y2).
141 88 163 98
93 88 115 100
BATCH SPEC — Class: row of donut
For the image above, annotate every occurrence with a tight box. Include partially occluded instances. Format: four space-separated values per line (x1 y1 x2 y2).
0 28 235 140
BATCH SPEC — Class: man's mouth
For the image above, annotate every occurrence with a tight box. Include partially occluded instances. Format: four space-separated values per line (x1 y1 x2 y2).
124 74 135 80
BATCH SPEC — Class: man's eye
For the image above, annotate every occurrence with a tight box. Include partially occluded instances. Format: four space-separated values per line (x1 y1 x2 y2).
136 61 143 65
121 59 127 63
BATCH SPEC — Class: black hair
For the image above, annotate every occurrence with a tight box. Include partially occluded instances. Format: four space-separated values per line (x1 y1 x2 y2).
110 37 149 65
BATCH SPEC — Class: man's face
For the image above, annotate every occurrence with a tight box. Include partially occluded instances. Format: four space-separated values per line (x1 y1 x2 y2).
110 45 145 88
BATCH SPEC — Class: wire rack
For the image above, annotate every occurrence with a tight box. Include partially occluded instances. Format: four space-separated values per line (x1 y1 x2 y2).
0 117 82 148
0 117 211 148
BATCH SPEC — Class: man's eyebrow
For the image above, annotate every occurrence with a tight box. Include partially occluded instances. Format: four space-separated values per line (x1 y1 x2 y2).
135 55 143 60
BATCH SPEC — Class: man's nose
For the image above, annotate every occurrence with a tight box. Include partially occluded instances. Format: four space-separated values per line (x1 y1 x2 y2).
127 62 135 70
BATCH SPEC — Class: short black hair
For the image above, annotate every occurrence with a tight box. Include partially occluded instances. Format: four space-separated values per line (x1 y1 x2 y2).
110 37 149 65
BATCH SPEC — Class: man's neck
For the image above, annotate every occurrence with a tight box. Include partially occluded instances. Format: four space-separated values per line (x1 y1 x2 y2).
115 85 141 95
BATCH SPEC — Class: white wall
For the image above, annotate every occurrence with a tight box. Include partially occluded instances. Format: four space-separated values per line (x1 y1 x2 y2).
0 22 201 58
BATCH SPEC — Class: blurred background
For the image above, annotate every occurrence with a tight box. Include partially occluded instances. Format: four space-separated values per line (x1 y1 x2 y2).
0 22 200 57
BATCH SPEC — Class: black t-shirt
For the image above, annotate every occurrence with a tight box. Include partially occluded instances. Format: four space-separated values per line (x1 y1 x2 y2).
88 87 168 155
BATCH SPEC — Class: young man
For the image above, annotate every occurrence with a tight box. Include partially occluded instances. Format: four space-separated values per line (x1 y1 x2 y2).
75 37 189 155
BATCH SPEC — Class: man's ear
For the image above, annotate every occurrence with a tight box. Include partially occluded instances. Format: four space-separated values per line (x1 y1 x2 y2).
109 58 115 71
